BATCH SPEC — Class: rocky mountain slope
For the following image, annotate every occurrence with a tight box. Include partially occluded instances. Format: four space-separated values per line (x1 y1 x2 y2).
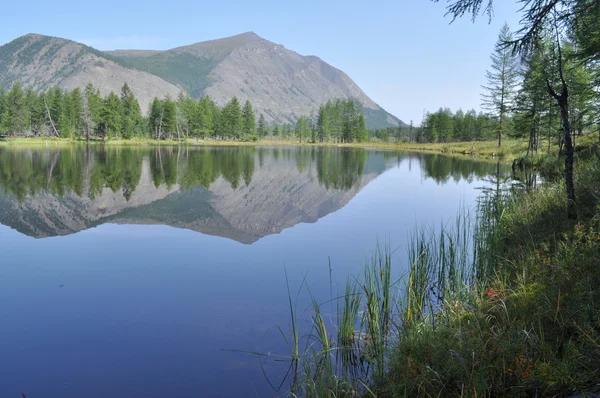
0 34 181 114
0 32 402 128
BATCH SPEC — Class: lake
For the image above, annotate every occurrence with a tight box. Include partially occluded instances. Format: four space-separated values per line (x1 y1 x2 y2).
0 145 514 397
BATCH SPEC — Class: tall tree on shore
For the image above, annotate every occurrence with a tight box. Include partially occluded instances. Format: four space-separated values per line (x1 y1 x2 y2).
83 83 101 140
149 98 163 139
162 97 177 138
295 116 310 143
242 100 256 137
257 113 267 137
1 82 28 136
120 83 142 139
481 23 519 148
99 92 122 140
220 96 243 139
317 105 330 142
435 0 600 218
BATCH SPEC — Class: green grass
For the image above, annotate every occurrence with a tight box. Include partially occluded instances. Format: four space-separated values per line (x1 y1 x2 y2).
0 137 536 161
261 146 600 397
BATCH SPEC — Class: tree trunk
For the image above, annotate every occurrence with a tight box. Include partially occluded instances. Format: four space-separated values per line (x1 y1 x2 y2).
559 97 576 219
548 81 576 220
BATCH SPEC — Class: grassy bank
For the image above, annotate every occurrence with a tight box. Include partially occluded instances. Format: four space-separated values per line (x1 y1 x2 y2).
0 136 533 160
268 146 600 397
4 135 596 162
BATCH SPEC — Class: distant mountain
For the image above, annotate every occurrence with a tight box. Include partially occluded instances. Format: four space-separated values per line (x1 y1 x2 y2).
0 32 403 128
0 34 181 114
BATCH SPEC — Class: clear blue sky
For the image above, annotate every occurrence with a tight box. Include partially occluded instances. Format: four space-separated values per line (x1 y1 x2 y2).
2 0 522 124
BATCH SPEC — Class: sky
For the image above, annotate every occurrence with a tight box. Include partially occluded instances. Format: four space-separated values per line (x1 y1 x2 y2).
1 0 522 124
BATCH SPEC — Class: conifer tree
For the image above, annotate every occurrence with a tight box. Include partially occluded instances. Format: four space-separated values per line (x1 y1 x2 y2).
242 100 256 137
482 23 519 147
120 83 142 139
257 113 267 137
162 97 177 138
317 105 330 142
2 82 29 136
99 92 122 140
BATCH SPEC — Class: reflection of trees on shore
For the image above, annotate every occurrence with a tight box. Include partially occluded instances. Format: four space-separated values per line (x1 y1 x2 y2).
0 146 524 204
174 147 256 190
89 148 143 200
316 147 368 190
0 146 262 201
420 154 511 184
0 147 144 201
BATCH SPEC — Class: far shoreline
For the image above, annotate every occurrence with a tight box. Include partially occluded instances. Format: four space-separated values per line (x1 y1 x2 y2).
0 137 539 161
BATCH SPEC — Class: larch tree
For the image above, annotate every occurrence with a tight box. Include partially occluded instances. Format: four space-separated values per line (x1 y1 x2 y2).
99 92 122 140
317 105 330 142
257 113 267 137
149 98 163 139
120 83 142 139
2 82 29 136
436 0 600 218
481 23 519 148
242 100 256 137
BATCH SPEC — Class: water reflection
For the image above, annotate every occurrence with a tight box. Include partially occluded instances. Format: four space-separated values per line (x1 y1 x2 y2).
0 146 513 242
0 145 523 398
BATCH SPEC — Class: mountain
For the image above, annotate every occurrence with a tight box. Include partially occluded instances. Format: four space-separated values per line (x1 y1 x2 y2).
0 32 403 128
0 34 182 114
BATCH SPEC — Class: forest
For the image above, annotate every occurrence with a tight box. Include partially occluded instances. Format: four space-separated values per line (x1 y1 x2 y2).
372 21 600 151
0 83 369 143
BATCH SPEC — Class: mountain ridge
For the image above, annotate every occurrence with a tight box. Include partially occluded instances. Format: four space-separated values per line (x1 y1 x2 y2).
0 32 403 128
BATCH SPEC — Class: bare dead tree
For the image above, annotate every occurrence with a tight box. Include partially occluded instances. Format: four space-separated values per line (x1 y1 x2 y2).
43 96 59 137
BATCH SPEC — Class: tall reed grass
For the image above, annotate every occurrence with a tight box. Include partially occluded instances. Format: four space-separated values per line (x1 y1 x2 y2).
243 150 599 397
267 200 504 397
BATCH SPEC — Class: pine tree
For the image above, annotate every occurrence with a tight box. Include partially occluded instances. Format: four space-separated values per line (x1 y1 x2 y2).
162 97 177 138
317 105 330 142
3 83 29 136
257 113 267 137
220 97 243 139
99 92 122 139
295 116 310 143
84 83 101 139
481 23 520 148
62 88 84 138
120 83 142 139
356 113 368 142
149 98 164 139
242 100 256 137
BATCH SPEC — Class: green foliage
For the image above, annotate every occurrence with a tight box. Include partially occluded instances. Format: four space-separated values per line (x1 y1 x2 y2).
265 150 600 397
294 116 310 143
99 92 122 139
0 82 29 136
112 52 218 98
421 108 493 143
257 113 267 137
0 81 379 144
241 99 256 137
218 96 243 139
120 83 142 139
306 99 369 143
481 23 520 147
362 106 405 130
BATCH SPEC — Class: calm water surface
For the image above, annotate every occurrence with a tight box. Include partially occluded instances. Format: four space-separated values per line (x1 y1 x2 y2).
0 145 513 397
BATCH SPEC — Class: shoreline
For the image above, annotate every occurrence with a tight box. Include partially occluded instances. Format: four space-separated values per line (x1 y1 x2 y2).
0 137 533 161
